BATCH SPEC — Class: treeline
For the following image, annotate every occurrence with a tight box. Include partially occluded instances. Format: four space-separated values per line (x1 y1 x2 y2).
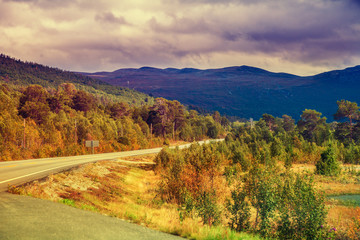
0 84 228 161
231 100 360 165
155 100 360 239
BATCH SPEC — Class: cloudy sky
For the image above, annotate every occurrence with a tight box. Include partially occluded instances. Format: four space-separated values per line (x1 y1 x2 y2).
1 0 360 75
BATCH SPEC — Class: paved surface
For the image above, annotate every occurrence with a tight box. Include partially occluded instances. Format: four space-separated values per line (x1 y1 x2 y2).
0 192 183 240
0 147 161 192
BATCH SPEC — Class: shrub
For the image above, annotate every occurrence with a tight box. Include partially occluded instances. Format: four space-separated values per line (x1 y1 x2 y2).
316 144 341 176
277 174 327 240
226 187 251 232
228 167 328 239
196 191 221 226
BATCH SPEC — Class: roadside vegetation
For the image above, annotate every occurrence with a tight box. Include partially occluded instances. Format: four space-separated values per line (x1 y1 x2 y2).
147 100 360 239
9 150 359 240
9 156 264 240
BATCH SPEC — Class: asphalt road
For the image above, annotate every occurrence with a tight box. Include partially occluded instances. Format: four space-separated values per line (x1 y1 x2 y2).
0 192 183 240
0 139 223 240
0 147 162 192
0 139 222 192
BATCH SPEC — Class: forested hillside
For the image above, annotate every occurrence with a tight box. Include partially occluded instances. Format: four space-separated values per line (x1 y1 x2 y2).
0 55 228 161
0 83 228 161
0 54 152 106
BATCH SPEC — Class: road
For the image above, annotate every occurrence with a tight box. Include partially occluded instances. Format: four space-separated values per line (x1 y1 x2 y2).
0 139 222 192
0 147 162 192
0 192 184 240
0 139 223 239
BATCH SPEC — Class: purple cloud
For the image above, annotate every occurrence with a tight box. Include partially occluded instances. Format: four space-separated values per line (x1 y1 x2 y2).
95 12 129 25
1 0 360 75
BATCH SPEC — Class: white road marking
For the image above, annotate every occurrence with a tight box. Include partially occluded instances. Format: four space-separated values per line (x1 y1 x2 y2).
0 162 84 184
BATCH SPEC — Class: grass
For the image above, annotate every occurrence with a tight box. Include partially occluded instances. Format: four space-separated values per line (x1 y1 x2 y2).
291 163 360 195
59 198 76 207
328 194 360 207
199 226 264 240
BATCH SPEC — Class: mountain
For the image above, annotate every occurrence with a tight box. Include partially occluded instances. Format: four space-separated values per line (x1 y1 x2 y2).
83 65 360 120
0 54 152 105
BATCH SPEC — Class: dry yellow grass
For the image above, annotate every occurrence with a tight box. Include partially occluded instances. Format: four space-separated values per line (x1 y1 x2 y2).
291 163 360 195
327 205 359 232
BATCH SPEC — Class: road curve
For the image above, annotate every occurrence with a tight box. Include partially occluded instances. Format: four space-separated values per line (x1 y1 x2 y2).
0 139 223 192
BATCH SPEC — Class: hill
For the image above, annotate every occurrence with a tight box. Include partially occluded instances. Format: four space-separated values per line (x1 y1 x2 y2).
84 65 360 120
0 55 228 161
0 54 152 105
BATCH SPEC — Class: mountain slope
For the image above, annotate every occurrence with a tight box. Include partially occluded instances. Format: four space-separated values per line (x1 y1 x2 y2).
84 65 360 120
0 54 152 105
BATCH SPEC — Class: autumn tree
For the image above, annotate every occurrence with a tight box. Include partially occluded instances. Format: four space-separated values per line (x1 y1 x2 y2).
18 85 50 124
108 102 129 119
149 98 186 138
212 111 221 124
71 90 95 112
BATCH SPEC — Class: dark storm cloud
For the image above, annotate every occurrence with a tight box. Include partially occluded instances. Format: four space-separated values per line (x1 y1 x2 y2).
242 1 360 61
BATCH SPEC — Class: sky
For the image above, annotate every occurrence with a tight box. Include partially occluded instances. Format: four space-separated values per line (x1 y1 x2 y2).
1 0 360 76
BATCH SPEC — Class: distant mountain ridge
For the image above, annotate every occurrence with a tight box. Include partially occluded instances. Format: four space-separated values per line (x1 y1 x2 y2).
83 65 360 120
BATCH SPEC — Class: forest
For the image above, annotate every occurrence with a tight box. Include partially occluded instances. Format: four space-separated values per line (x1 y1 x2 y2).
155 100 360 240
0 83 227 161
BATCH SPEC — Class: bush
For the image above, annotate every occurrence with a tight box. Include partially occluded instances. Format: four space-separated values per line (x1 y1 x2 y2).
316 144 341 176
344 144 360 164
226 187 251 232
277 173 327 240
196 191 221 226
227 167 328 239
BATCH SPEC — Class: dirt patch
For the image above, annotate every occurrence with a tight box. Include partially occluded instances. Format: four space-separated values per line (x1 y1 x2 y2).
12 161 127 202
